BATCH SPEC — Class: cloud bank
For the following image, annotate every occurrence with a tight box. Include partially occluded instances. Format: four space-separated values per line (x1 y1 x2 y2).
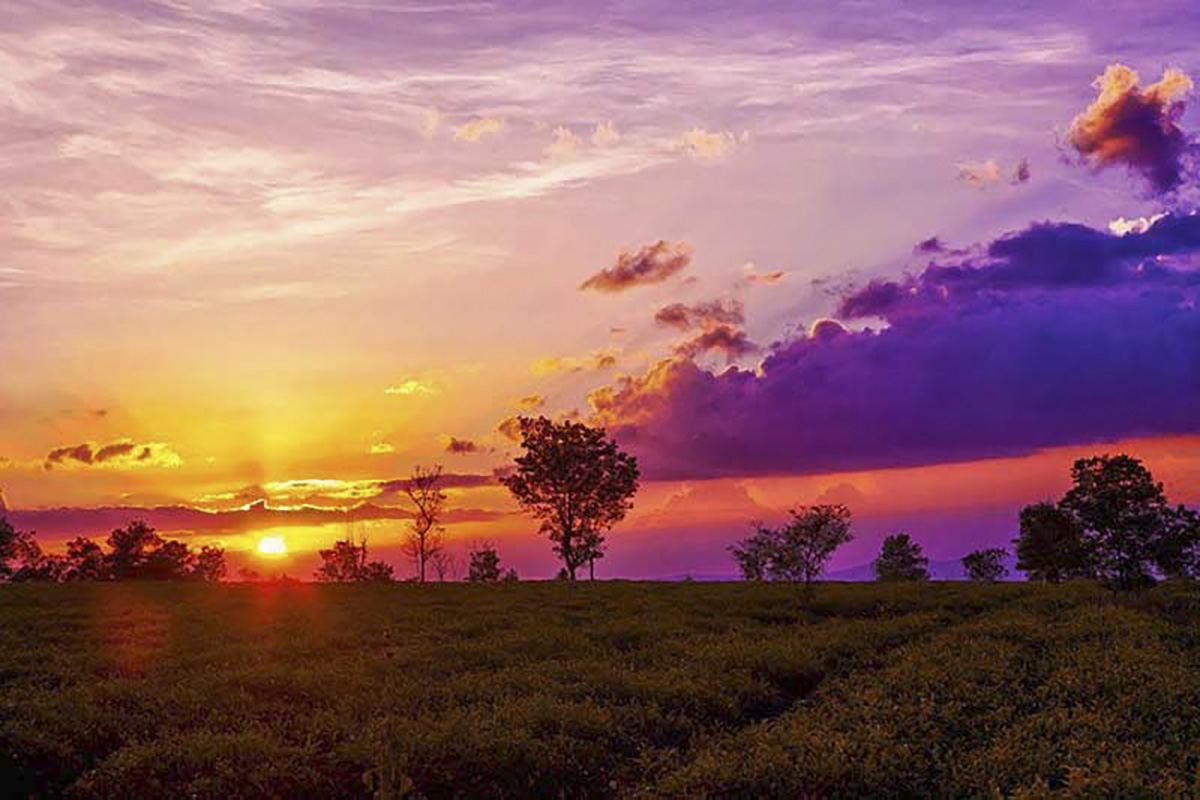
590 214 1200 479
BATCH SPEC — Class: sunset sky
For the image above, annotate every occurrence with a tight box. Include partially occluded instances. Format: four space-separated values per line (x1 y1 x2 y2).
3 0 1199 578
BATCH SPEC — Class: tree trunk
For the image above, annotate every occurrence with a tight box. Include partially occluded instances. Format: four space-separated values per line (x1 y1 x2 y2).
589 557 595 581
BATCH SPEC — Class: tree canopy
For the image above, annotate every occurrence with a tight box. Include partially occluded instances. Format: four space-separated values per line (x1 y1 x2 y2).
501 417 639 580
873 533 929 581
962 548 1009 582
731 504 853 584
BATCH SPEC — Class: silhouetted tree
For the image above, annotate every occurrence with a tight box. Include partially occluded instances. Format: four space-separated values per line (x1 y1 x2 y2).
64 537 106 581
315 539 367 582
501 417 639 581
144 539 195 580
238 567 261 582
361 560 395 582
873 533 929 581
961 548 1008 582
1014 501 1090 582
403 465 446 583
9 533 68 582
0 517 20 580
105 520 164 580
468 544 503 582
192 545 227 582
1154 506 1200 579
730 504 853 584
502 567 519 582
730 531 772 581
1061 455 1188 588
314 539 393 582
430 549 457 582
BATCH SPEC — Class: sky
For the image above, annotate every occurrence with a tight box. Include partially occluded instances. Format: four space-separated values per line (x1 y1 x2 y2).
2 0 1200 579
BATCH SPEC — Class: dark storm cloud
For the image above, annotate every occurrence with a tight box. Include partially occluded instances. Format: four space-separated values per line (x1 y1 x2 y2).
1066 64 1196 194
579 240 693 292
590 214 1200 480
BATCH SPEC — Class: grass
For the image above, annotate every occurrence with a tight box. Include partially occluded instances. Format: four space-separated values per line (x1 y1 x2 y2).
2 580 1198 797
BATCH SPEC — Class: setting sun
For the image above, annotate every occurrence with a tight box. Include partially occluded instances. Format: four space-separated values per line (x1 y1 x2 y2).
257 536 287 556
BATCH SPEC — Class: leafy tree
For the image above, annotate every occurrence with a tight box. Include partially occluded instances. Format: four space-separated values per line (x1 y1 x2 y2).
961 548 1008 582
144 539 195 580
1154 506 1200 579
729 530 772 581
873 533 929 581
314 540 368 582
314 539 393 582
1014 501 1091 582
0 517 20 579
105 520 165 579
361 560 396 583
501 417 639 581
64 537 106 581
502 567 519 582
192 545 227 582
730 504 853 584
1060 455 1175 588
402 465 446 583
468 545 503 582
9 533 68 582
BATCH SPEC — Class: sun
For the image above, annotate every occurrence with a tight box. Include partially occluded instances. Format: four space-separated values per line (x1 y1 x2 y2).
257 536 287 556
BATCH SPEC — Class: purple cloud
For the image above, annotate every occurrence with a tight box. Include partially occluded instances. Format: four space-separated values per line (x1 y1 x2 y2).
590 215 1200 479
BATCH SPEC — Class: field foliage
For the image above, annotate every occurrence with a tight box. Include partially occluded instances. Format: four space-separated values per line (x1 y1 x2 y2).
2 581 1199 797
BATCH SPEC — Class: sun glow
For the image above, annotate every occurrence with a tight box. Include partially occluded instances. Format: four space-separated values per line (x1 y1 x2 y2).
257 536 287 556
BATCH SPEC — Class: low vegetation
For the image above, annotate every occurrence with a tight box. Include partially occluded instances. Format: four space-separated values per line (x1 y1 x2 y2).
4 580 1200 797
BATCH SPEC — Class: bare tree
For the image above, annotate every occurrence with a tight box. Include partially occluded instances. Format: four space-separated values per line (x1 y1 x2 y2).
430 548 459 581
403 464 446 583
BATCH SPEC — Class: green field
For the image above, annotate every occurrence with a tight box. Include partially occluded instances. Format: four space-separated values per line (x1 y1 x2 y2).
3 581 1200 797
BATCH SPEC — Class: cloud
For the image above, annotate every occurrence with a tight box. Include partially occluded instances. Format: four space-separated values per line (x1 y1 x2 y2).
654 299 745 330
44 440 182 471
497 416 522 443
580 240 693 292
1109 213 1167 236
675 128 742 161
741 263 786 285
546 125 581 159
384 379 433 396
1066 64 1195 194
589 214 1200 479
444 436 479 454
591 121 620 147
1012 157 1031 184
673 324 758 362
453 116 504 142
369 442 395 455
531 349 619 376
956 157 1031 187
517 394 545 409
913 236 945 254
5 499 507 540
957 159 1002 187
